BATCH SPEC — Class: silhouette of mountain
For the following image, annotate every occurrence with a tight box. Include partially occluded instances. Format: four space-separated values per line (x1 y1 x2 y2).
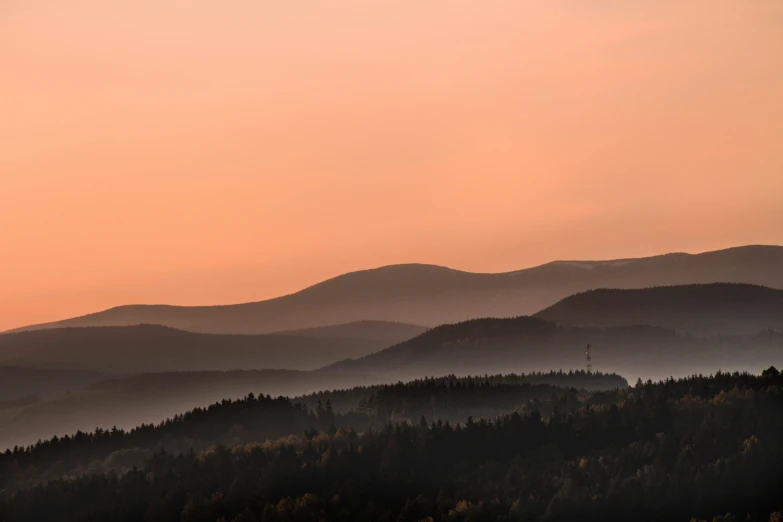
3 318 780 451
535 283 783 336
322 317 783 384
6 245 782 335
272 320 428 342
0 366 110 402
0 325 402 374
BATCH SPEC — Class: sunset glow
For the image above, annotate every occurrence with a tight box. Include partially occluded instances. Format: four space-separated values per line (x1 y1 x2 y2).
2 0 782 331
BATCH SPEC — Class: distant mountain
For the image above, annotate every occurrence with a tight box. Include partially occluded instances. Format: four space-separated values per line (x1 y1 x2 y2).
273 320 428 343
321 317 783 383
0 366 109 402
0 324 401 374
7 245 783 335
535 283 783 336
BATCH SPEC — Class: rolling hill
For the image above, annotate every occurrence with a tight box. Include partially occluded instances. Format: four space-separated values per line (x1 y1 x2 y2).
535 283 783 336
0 366 110 402
272 320 428 342
2 315 779 450
0 369 378 451
0 324 410 374
321 316 783 383
0 369 627 455
6 245 783 335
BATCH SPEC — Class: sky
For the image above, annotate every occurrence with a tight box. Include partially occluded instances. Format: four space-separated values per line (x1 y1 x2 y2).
1 0 782 331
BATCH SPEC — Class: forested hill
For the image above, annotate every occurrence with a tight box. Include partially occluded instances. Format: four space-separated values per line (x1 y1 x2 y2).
535 283 783 336
1 368 781 521
294 371 628 415
0 370 625 452
322 316 783 382
8 245 783 335
0 371 624 493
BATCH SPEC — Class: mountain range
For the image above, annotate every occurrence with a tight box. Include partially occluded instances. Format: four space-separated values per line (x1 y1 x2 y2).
4 282 781 376
2 311 780 449
322 316 783 383
0 322 424 374
6 245 782 335
3 245 783 450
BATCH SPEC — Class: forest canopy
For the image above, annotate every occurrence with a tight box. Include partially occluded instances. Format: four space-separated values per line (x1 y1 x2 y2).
1 369 781 521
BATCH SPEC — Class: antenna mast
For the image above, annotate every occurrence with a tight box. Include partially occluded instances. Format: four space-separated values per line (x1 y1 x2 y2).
585 344 592 373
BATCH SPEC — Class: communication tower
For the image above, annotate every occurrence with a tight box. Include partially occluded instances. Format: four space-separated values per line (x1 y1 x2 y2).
585 344 592 373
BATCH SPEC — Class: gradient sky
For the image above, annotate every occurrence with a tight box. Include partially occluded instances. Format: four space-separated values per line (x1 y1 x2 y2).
2 0 782 331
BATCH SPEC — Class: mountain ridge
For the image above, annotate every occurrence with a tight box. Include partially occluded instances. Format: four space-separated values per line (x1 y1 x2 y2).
272 320 429 342
5 244 782 335
0 324 417 374
320 315 783 384
534 282 783 336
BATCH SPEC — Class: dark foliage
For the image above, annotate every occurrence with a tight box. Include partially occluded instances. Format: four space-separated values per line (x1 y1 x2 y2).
1 369 782 521
296 371 627 414
0 372 622 493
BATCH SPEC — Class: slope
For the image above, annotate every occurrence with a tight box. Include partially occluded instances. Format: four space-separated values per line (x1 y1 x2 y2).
0 369 375 452
534 283 783 336
0 366 110 402
7 245 783 334
0 371 626 463
272 320 428 343
321 317 783 384
0 324 398 374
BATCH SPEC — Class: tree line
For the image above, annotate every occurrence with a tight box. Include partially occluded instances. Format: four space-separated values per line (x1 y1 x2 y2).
0 372 623 494
1 369 781 521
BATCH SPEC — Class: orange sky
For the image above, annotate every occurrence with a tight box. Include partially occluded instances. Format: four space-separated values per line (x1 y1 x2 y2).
2 0 782 331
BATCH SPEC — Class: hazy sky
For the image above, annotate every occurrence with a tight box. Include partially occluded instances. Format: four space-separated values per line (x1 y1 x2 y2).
2 0 782 331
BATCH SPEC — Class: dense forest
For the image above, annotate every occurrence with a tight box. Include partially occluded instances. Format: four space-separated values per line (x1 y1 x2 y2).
0 371 622 494
295 371 628 415
1 368 781 521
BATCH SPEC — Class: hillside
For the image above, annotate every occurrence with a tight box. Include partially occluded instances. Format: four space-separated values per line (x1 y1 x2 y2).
7 245 783 334
272 320 428 342
0 369 379 450
0 371 624 454
3 371 782 521
0 366 109 402
322 316 783 383
0 324 398 374
535 283 783 336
